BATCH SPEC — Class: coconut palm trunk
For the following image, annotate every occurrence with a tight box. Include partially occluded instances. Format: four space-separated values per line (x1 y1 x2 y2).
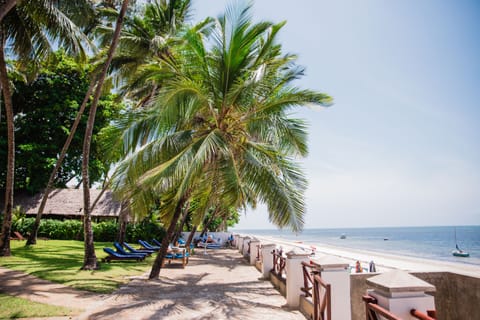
0 0 16 22
81 0 130 270
26 77 97 245
0 30 14 256
116 201 129 244
172 201 190 244
185 225 197 253
149 193 189 279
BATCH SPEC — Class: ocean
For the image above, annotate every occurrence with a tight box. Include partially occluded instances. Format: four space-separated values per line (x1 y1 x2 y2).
232 225 480 266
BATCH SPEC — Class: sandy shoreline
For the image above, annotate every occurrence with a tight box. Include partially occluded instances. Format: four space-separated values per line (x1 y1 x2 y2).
247 234 480 278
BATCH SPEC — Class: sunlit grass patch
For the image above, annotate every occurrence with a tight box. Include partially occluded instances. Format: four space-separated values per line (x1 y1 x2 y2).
0 293 82 319
0 240 153 293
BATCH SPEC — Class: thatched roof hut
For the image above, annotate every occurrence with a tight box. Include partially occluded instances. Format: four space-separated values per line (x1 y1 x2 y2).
9 189 121 219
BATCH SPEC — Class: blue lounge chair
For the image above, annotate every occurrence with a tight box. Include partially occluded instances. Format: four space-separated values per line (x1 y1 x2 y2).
151 239 162 247
139 240 160 251
163 249 189 268
102 247 145 262
123 242 154 255
197 240 222 249
114 242 148 258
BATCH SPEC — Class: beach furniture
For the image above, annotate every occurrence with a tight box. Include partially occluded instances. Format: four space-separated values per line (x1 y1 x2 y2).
197 241 222 249
177 238 186 247
102 247 145 262
197 236 223 249
139 239 160 251
151 239 162 247
123 242 155 255
162 248 189 268
114 242 148 258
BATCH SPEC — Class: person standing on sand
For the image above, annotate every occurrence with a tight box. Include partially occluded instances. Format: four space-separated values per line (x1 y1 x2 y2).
355 260 363 273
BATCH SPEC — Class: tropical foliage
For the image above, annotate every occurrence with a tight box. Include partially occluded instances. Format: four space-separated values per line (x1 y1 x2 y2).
0 1 333 278
12 217 165 242
0 51 123 194
0 0 94 256
109 2 332 277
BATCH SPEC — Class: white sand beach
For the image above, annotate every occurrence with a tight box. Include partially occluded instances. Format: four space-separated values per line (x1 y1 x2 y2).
250 235 480 278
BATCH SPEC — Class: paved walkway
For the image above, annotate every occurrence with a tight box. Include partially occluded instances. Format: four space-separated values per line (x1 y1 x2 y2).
0 249 305 320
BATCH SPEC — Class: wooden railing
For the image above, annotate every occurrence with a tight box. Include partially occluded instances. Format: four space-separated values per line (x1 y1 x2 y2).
313 274 331 320
411 309 437 320
363 295 437 320
301 261 319 297
363 295 402 320
271 250 286 279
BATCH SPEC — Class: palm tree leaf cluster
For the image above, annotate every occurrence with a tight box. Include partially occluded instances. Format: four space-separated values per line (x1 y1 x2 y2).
111 2 332 235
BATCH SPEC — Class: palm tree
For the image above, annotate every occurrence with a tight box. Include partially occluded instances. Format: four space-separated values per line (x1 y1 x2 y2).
96 0 198 242
0 0 92 256
110 2 332 278
80 0 130 270
95 0 192 106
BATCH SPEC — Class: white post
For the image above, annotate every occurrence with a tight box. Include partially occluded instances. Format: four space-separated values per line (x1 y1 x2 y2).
260 244 277 279
233 234 239 248
366 270 436 319
237 236 245 253
249 239 260 265
285 249 311 308
310 255 351 320
242 236 251 257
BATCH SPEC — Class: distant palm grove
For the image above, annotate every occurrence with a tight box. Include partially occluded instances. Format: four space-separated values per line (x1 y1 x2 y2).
0 0 331 278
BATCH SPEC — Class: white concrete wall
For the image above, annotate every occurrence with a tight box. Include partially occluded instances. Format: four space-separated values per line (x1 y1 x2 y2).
321 269 351 320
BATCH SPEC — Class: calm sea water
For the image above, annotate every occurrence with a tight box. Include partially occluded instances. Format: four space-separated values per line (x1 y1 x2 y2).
233 225 480 266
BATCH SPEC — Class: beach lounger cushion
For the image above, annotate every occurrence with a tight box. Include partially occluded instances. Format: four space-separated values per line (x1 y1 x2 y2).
139 240 160 251
102 247 145 262
162 249 188 268
123 242 154 254
113 242 148 258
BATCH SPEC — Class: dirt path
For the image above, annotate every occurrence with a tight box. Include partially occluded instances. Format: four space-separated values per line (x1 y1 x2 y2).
0 267 102 309
1 249 305 320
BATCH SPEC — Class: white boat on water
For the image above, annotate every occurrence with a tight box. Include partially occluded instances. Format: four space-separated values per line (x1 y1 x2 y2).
452 228 469 257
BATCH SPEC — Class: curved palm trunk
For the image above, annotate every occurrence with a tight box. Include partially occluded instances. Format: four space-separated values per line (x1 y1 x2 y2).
185 225 197 254
172 201 190 244
199 209 218 238
81 0 130 270
0 0 16 23
116 201 129 244
149 194 189 279
26 77 97 245
0 30 14 256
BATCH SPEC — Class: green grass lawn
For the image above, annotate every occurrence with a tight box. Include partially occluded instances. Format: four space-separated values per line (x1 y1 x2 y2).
0 293 82 319
0 239 154 293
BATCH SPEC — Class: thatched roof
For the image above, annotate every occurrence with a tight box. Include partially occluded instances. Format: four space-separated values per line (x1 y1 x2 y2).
11 189 121 217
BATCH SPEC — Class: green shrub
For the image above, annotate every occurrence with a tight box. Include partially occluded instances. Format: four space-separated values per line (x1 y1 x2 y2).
93 221 117 242
11 217 166 242
126 220 166 243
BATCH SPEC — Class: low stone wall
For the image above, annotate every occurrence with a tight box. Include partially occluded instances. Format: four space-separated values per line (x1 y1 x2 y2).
255 260 262 272
350 271 480 320
299 295 314 319
270 271 286 297
413 272 480 320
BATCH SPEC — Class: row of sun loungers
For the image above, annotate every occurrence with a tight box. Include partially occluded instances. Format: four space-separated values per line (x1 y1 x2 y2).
102 241 189 268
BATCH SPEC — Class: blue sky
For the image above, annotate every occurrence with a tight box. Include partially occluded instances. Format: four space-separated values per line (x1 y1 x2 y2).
192 0 480 229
